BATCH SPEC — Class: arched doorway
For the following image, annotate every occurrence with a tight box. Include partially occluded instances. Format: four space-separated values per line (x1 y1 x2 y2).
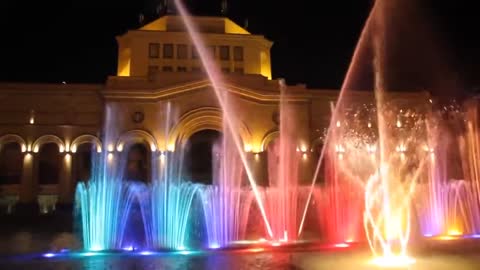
73 144 94 183
184 130 221 185
124 143 150 182
0 142 23 185
38 143 61 185
265 137 280 187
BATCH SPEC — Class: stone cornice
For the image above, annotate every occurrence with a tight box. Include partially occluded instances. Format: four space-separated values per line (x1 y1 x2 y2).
102 76 312 103
119 30 272 48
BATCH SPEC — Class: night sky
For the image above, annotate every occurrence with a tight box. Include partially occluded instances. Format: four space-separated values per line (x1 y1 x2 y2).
0 0 478 93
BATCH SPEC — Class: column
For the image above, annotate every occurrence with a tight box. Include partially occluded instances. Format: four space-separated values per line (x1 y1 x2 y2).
19 152 35 203
246 151 268 186
59 153 73 203
299 150 314 185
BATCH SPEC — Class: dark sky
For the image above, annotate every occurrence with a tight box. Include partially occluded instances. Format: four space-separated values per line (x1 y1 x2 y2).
0 0 478 92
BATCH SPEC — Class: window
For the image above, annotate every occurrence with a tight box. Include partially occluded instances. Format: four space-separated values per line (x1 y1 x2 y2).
192 66 202 72
38 143 61 185
233 46 243 61
74 144 93 183
163 44 173 59
0 143 23 185
177 66 187 72
219 46 230 60
125 144 149 182
234 67 244 74
177 44 188 59
208 46 216 58
148 65 159 74
192 46 215 58
192 47 199 59
162 66 173 72
149 43 160 58
221 67 230 73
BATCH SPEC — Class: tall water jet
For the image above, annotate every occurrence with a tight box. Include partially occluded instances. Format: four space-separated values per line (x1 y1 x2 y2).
297 0 376 240
200 119 254 248
261 81 306 242
173 0 273 237
325 0 460 263
362 1 428 264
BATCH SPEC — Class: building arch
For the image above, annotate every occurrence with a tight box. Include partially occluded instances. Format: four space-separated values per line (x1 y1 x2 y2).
0 134 27 151
184 129 222 185
71 134 102 153
260 130 279 152
167 107 251 150
32 135 65 153
116 130 156 183
0 136 24 185
116 129 158 152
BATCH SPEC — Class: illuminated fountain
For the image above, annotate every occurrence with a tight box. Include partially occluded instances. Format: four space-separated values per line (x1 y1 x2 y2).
199 121 254 248
75 103 202 251
173 0 274 240
70 0 480 260
173 0 352 244
140 153 200 250
297 0 377 245
458 104 480 234
414 107 474 238
314 114 369 244
321 0 440 265
416 103 480 239
75 106 140 251
75 158 139 251
260 84 309 243
140 104 201 250
364 10 423 266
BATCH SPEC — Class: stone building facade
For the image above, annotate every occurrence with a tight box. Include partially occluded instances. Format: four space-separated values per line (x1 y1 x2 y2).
0 16 430 212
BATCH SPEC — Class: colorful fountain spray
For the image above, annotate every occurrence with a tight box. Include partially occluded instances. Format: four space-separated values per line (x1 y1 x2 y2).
261 83 306 242
414 109 479 238
297 0 377 243
173 0 274 239
143 178 200 250
320 0 439 264
75 106 139 251
453 103 480 236
71 0 480 257
200 121 254 248
141 103 201 250
314 115 366 244
362 1 429 264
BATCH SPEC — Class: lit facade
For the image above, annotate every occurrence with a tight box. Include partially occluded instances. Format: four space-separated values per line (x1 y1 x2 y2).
0 15 430 212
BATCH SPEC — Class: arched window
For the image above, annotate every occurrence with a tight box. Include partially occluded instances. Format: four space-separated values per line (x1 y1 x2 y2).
266 137 280 187
38 143 61 185
0 143 23 185
74 144 94 182
125 143 150 182
184 130 221 185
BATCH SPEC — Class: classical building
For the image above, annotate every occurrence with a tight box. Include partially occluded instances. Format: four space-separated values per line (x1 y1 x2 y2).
0 15 430 213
